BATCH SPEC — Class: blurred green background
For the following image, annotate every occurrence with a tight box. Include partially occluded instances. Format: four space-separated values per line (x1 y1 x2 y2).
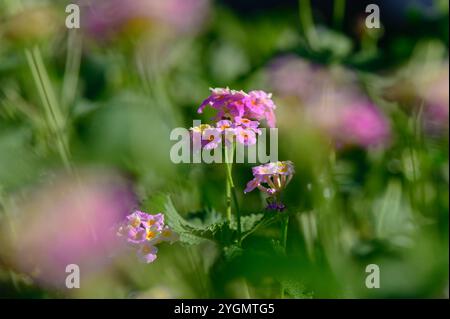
0 0 448 298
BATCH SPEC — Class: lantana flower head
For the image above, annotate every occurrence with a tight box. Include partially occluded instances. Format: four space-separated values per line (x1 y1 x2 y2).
244 161 295 212
117 210 178 263
198 87 277 128
194 88 277 150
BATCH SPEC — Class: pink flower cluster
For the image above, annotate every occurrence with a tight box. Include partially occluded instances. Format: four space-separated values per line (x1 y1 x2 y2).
117 211 178 263
244 161 295 211
193 88 277 148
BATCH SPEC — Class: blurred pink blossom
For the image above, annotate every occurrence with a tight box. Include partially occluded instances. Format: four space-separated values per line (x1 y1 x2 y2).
308 91 391 149
3 171 136 288
421 62 449 134
267 55 357 105
81 0 210 41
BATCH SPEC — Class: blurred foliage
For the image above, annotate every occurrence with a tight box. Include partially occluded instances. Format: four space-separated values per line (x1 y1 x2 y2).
0 0 448 298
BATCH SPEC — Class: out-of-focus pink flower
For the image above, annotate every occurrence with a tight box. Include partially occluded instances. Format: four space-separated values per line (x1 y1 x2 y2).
308 91 390 149
424 103 449 134
2 171 136 288
267 55 356 105
82 0 210 41
421 63 449 134
338 103 391 148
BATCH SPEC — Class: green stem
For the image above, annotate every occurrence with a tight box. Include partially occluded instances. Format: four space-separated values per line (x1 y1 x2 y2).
25 47 72 171
298 0 317 50
280 214 289 298
225 146 232 223
333 0 346 30
281 214 289 252
62 29 82 115
226 175 232 223
225 145 241 242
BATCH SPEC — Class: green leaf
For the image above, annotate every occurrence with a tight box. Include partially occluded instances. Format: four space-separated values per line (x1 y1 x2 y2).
281 279 314 299
163 196 234 245
229 213 264 232
223 245 244 261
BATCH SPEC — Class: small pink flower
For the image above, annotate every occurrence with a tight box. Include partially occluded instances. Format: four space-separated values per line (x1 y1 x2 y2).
216 119 233 131
138 243 158 264
235 127 257 146
244 161 295 211
234 117 260 130
243 90 277 128
202 127 222 150
244 177 263 193
117 210 178 264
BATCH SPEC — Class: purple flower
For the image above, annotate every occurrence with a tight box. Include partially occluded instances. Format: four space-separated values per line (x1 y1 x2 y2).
244 176 264 194
198 88 244 114
234 117 260 130
235 126 258 146
198 87 278 128
200 127 222 150
117 210 178 263
190 123 214 149
138 243 158 263
243 90 277 128
266 201 286 212
216 119 233 131
244 161 295 210
244 161 295 195
195 88 278 150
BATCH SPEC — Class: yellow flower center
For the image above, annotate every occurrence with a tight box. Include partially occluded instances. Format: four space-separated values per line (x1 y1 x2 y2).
141 245 153 254
130 217 140 228
146 230 156 240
